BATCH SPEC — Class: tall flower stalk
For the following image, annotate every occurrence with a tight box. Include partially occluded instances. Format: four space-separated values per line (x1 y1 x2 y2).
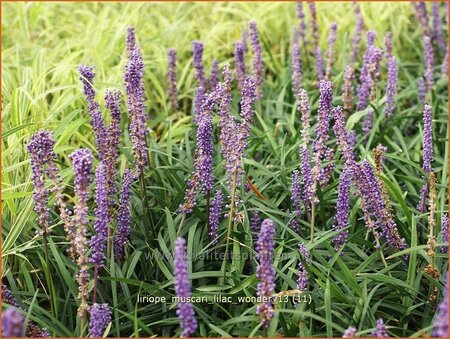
325 22 337 80
27 130 58 319
125 27 148 177
70 148 93 325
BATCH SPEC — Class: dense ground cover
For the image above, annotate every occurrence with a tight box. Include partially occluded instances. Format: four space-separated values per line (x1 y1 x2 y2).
1 2 449 338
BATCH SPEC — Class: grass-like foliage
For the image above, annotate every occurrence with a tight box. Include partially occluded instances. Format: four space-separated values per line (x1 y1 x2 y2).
1 2 448 338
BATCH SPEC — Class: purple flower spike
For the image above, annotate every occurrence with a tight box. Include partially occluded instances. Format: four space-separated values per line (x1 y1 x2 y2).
90 163 108 268
362 109 374 134
104 89 122 219
357 31 376 110
167 48 178 110
313 80 333 158
209 190 223 244
432 274 449 337
1 308 25 337
2 285 20 308
325 22 337 80
249 20 264 99
291 170 302 223
417 181 429 213
250 211 261 233
78 65 108 161
210 59 220 91
308 2 320 48
332 165 352 251
314 45 324 82
441 213 448 253
124 30 148 177
432 2 446 51
297 242 310 291
235 41 247 89
114 169 135 261
343 326 357 338
384 32 393 58
372 318 388 337
349 2 364 65
384 55 397 117
126 27 136 54
412 2 430 37
256 219 276 328
27 130 58 236
297 89 310 144
332 106 355 165
296 1 307 46
424 35 435 93
422 104 433 174
291 35 302 95
192 41 206 90
88 303 111 338
174 237 198 337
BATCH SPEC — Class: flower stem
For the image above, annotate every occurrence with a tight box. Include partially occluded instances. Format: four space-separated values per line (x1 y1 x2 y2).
223 171 238 281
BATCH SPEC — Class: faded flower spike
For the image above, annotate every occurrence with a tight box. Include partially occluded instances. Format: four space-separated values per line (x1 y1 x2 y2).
88 303 112 338
70 148 94 318
256 219 276 328
173 237 198 337
249 20 264 99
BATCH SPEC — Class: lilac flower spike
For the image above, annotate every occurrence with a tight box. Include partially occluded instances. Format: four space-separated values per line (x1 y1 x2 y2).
372 318 388 337
418 77 426 104
291 34 302 95
314 45 324 82
325 22 337 80
249 20 264 99
362 109 374 134
114 169 135 261
27 131 58 236
384 53 397 117
78 65 108 160
167 48 178 110
124 29 148 177
332 166 352 251
349 2 364 65
298 89 310 144
235 41 247 89
441 213 448 253
313 80 333 159
422 104 433 174
297 242 310 291
256 219 276 328
1 308 25 337
88 303 111 338
413 2 430 38
209 190 223 244
250 211 261 233
432 274 449 337
308 2 319 48
192 41 207 90
332 106 355 165
357 31 376 110
296 1 307 46
423 35 434 93
70 148 93 317
90 163 108 269
384 32 393 58
210 59 220 91
343 326 357 338
126 27 136 54
291 170 302 225
174 237 198 337
432 2 446 51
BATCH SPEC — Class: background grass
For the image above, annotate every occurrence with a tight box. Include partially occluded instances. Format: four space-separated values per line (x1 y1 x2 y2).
1 1 448 337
